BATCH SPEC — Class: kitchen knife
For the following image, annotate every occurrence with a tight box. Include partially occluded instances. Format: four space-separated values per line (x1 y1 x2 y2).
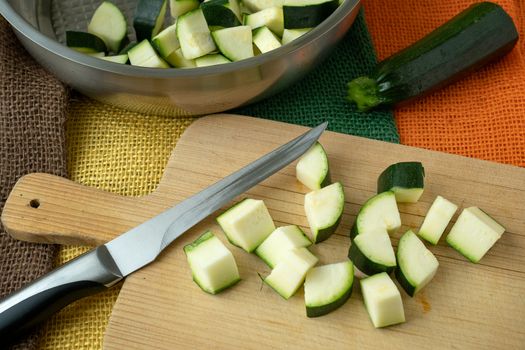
0 122 327 344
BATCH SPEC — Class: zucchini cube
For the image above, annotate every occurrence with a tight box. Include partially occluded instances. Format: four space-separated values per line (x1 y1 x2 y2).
360 272 405 328
255 225 312 268
446 207 505 263
184 231 240 294
217 198 275 252
418 195 458 245
264 247 318 299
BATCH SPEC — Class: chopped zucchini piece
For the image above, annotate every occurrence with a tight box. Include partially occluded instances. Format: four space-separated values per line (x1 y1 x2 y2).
244 7 284 37
304 261 354 317
418 195 458 245
283 0 338 29
243 0 284 12
253 26 282 53
152 23 180 58
170 0 200 18
304 182 345 243
281 28 311 44
361 272 405 328
255 225 312 268
212 26 254 61
295 141 330 190
87 1 128 52
395 230 439 296
128 40 170 68
377 162 425 203
195 54 231 67
217 198 275 252
202 0 242 28
177 9 217 59
66 31 107 54
263 247 318 299
446 207 505 263
165 48 196 67
184 231 240 294
134 0 168 42
350 191 401 239
100 54 129 64
348 228 396 276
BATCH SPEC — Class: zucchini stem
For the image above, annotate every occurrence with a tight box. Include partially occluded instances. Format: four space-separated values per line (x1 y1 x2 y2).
347 76 382 112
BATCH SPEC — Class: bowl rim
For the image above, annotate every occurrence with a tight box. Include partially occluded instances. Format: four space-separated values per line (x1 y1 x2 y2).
0 0 361 78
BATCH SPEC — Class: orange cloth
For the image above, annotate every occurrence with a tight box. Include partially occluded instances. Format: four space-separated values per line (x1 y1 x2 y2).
364 0 525 167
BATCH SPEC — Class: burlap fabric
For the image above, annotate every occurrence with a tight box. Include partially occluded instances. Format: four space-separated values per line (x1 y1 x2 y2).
0 17 69 349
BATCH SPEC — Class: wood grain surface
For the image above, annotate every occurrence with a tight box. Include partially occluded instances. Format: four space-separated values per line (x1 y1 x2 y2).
2 115 525 349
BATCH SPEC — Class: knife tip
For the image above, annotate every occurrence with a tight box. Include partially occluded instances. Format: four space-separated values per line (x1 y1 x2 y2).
313 121 328 135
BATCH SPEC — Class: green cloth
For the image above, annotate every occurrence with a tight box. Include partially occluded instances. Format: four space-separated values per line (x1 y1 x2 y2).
235 11 400 143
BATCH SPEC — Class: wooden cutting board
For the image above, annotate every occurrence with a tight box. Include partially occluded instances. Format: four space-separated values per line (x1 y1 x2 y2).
2 115 525 349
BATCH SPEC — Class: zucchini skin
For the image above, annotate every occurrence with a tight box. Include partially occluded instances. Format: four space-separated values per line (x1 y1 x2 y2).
134 0 167 42
349 222 359 240
348 241 395 276
314 213 341 243
193 276 241 295
306 286 352 318
394 267 416 297
66 31 107 53
347 2 519 111
320 169 331 189
202 0 241 28
283 0 338 29
377 162 425 193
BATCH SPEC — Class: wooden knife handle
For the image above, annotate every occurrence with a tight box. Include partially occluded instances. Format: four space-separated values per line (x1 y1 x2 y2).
1 173 169 246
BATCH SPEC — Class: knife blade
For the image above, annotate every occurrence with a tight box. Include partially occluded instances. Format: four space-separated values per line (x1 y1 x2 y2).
0 122 327 344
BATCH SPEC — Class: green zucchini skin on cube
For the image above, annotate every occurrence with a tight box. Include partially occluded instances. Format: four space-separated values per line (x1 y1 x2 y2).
304 182 345 243
349 222 359 240
66 31 107 54
202 0 241 28
283 0 338 29
184 231 241 294
349 191 401 240
394 230 439 297
315 214 341 243
377 162 425 203
395 265 416 297
347 2 519 111
348 238 395 276
134 0 168 42
306 286 352 317
305 262 354 318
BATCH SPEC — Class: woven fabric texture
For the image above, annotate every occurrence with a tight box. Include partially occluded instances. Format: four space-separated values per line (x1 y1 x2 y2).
235 11 399 143
0 17 69 350
364 0 525 167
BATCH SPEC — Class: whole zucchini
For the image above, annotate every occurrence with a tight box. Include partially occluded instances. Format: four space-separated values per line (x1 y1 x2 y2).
347 2 519 112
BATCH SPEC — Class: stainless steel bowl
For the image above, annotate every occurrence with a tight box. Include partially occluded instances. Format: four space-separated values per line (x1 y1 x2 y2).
0 0 361 116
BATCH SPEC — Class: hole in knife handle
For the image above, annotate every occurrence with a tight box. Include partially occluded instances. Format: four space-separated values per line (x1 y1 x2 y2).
29 199 40 208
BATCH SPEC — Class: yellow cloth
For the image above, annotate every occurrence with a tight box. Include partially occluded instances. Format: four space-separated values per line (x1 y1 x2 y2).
37 96 195 349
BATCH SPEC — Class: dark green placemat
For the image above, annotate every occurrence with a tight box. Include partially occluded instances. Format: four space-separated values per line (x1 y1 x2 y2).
235 10 399 143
